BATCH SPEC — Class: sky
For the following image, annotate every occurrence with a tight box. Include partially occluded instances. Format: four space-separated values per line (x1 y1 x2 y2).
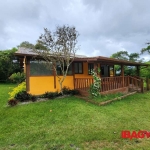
0 0 150 60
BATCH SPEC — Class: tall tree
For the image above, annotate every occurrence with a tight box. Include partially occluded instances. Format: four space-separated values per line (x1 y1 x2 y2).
140 61 150 78
128 53 140 62
110 51 129 60
110 51 140 62
34 42 47 50
141 42 150 54
0 48 21 82
33 25 79 94
18 41 35 49
110 51 140 76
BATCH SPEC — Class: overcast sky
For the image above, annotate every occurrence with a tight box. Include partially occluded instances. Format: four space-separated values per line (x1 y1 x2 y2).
0 0 150 60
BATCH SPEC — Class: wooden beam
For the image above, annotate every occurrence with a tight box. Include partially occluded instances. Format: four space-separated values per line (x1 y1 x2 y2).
72 62 75 89
146 78 150 91
53 65 56 89
26 57 30 92
98 63 101 78
121 65 124 87
136 65 140 76
113 65 115 77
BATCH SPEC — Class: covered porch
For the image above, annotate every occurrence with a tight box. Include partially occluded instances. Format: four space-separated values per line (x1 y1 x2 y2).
73 56 150 95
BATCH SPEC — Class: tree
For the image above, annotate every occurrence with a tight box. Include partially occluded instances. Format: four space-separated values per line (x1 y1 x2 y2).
0 48 21 82
110 51 140 62
18 41 35 49
110 51 129 60
110 51 140 76
33 25 79 94
34 42 47 50
128 53 140 62
140 61 150 78
141 42 150 54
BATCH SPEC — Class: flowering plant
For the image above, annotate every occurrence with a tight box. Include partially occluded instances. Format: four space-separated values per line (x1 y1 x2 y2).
89 68 101 98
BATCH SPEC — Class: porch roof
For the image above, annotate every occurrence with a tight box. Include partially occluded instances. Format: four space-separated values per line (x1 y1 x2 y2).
15 47 149 67
74 56 149 66
15 47 87 58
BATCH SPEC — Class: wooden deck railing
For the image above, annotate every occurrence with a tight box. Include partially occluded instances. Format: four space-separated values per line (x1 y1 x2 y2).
74 78 93 90
129 76 144 92
101 76 127 92
74 76 144 93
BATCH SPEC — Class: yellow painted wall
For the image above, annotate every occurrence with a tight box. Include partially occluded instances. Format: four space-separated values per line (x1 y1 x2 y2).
29 76 55 95
56 76 74 90
28 62 100 95
29 76 74 95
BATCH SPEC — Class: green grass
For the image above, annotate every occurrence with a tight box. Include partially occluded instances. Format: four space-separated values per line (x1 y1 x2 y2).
91 92 124 103
0 84 150 150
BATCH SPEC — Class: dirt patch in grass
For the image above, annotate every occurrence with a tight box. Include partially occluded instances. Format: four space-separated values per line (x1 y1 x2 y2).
82 138 150 150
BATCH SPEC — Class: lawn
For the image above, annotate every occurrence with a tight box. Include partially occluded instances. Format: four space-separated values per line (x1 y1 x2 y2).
0 84 150 150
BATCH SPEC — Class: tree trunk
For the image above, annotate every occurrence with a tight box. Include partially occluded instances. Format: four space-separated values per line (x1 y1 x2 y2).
59 81 63 95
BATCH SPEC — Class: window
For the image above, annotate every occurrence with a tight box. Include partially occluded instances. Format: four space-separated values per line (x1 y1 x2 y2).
56 64 72 75
101 66 104 75
74 62 83 74
30 60 52 76
88 63 94 75
67 64 72 75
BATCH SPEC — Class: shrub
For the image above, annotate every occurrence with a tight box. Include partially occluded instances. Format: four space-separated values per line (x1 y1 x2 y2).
8 99 18 106
15 91 32 102
9 82 26 99
69 89 79 95
62 86 71 95
31 95 37 102
42 91 59 99
9 72 26 83
62 86 79 95
42 88 79 100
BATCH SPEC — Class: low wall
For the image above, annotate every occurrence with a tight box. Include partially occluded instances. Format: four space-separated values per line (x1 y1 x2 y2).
78 87 129 97
100 87 129 95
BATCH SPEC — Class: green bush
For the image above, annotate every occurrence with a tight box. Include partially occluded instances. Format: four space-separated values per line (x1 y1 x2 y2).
42 91 60 99
0 48 21 82
41 87 79 99
31 95 37 102
9 82 26 99
89 69 101 98
15 91 32 102
8 99 18 106
62 86 71 95
9 72 26 83
62 86 79 95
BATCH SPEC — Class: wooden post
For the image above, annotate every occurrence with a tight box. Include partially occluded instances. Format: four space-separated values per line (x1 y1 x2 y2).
149 79 150 91
113 65 115 77
146 78 150 91
25 57 30 92
136 65 140 76
98 63 101 78
128 75 129 86
141 78 144 93
72 62 75 89
53 64 56 89
108 65 110 77
94 63 98 72
121 64 124 87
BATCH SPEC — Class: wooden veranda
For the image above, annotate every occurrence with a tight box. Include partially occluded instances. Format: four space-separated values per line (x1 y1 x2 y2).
74 76 150 96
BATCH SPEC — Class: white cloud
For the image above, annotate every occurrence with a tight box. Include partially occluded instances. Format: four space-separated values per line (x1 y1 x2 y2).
0 0 150 61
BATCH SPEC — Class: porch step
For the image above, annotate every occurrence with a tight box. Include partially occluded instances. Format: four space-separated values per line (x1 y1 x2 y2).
129 84 141 92
78 89 89 97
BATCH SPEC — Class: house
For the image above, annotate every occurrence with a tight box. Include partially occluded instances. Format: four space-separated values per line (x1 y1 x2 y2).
15 47 150 95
